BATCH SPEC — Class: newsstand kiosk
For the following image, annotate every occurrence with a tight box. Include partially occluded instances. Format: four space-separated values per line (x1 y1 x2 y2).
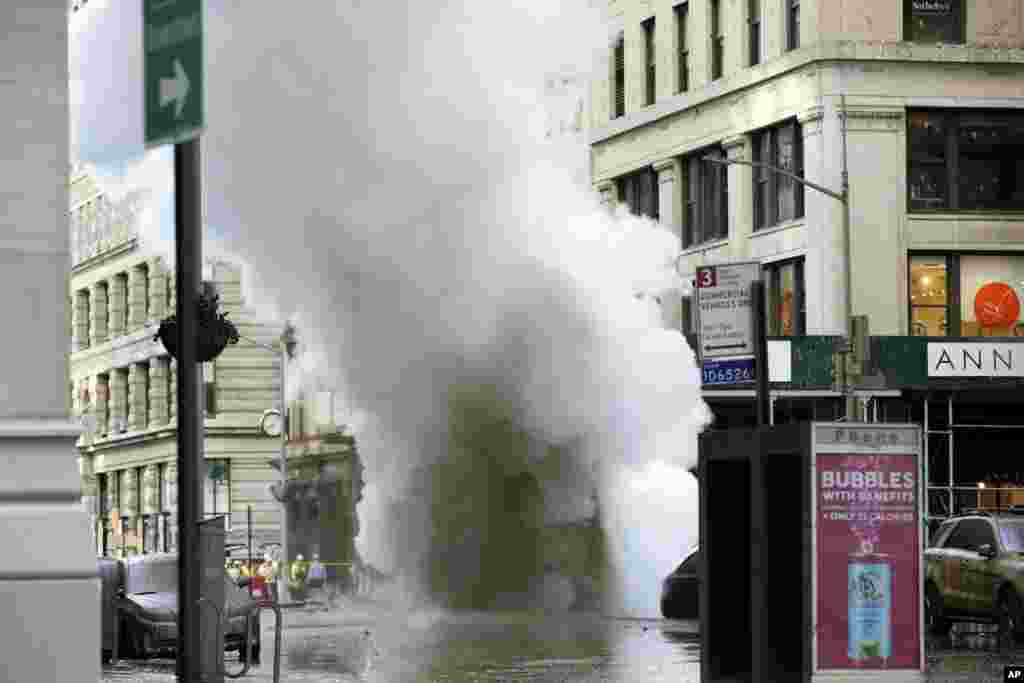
699 422 924 683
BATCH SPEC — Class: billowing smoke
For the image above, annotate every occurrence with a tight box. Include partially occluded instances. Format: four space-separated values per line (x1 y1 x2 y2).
71 0 710 616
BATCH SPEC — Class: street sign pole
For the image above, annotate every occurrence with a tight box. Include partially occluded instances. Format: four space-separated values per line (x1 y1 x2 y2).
144 1 207 680
752 280 770 426
174 138 203 683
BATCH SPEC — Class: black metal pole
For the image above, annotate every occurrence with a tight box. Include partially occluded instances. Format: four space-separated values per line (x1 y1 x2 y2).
175 138 203 683
752 280 770 427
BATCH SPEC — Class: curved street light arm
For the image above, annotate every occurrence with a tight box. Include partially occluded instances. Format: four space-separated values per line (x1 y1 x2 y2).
700 155 847 204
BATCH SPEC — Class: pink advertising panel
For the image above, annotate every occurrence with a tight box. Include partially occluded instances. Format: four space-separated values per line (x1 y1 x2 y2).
815 445 921 672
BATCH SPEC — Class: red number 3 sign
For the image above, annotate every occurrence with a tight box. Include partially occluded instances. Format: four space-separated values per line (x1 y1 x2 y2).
696 267 717 289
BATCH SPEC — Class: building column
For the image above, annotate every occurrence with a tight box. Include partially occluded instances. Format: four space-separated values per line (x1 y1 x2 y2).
72 289 90 351
148 258 167 323
94 373 109 437
110 367 128 434
722 134 751 250
167 270 176 315
163 462 178 552
121 468 139 551
128 362 148 432
595 179 617 213
80 456 99 552
108 273 127 339
128 264 148 331
798 104 842 335
89 281 108 345
149 357 169 427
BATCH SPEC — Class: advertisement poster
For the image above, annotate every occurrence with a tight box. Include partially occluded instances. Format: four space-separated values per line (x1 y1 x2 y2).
816 452 920 670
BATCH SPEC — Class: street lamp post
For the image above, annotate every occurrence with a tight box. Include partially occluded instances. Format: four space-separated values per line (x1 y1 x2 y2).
700 100 856 419
250 324 297 602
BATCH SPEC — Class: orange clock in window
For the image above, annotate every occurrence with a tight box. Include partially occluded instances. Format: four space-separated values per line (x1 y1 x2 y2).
974 282 1021 328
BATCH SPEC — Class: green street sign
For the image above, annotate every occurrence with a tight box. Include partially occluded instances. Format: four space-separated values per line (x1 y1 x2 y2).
144 0 204 148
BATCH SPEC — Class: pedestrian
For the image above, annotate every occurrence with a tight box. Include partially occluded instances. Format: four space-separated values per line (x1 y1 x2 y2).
259 553 277 602
306 553 327 609
290 553 309 601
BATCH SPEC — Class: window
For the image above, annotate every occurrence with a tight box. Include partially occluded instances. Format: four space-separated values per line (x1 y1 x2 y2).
681 296 695 335
910 252 1024 337
617 167 660 220
161 463 177 552
787 0 800 51
710 0 724 80
945 519 996 552
931 521 956 548
682 147 729 248
752 120 804 230
909 255 950 337
748 0 761 66
613 36 625 119
909 110 1024 212
763 258 805 336
204 460 230 527
904 0 965 44
643 18 656 106
675 3 689 93
203 361 216 418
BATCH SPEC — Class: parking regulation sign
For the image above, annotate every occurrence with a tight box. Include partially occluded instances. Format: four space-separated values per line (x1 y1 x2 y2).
695 261 760 360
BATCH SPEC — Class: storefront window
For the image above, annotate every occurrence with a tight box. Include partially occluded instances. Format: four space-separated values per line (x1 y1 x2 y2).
960 255 1024 337
904 0 964 44
764 258 805 336
910 256 949 336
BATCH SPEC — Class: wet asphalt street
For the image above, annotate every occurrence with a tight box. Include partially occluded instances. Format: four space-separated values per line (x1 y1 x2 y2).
102 596 701 682
101 600 1024 682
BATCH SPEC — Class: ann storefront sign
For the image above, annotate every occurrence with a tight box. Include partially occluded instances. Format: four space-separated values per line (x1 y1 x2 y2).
927 343 1024 378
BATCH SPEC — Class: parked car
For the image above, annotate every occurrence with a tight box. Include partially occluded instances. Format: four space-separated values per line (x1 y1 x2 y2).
100 553 261 663
661 547 699 620
925 507 1024 640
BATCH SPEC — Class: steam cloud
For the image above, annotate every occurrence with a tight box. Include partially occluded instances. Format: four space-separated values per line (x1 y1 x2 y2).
71 0 710 616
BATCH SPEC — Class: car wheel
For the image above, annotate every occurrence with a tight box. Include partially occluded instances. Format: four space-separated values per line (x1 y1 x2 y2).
118 620 137 659
134 630 152 660
1000 589 1024 642
925 583 951 636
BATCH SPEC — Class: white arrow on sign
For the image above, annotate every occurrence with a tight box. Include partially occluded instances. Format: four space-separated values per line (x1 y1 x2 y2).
159 59 190 119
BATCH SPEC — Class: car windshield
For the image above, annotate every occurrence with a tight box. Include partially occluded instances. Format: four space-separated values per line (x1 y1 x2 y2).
124 555 177 594
998 520 1024 552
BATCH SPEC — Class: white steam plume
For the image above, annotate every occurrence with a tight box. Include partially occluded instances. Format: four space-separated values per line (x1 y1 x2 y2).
72 0 711 616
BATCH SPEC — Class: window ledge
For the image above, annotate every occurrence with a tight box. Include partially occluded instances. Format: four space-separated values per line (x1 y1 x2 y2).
907 211 1024 222
680 238 730 256
750 219 805 239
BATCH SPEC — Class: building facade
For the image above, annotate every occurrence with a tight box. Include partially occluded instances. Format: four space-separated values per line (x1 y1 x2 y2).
591 1 1024 522
69 167 285 557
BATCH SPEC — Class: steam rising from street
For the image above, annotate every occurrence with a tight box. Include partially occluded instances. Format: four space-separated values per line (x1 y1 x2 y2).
71 0 709 617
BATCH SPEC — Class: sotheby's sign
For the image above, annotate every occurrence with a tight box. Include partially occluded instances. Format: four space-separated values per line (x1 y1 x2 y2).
927 343 1024 377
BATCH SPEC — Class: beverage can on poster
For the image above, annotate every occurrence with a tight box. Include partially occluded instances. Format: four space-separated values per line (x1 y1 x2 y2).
848 543 892 665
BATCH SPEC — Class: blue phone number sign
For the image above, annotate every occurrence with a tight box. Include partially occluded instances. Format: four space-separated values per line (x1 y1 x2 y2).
702 358 756 385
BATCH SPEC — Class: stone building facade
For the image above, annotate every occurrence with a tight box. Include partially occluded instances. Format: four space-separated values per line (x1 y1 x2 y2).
69 167 284 557
591 0 1024 520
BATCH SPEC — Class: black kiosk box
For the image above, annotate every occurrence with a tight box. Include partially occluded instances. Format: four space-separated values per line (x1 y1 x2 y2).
699 422 924 683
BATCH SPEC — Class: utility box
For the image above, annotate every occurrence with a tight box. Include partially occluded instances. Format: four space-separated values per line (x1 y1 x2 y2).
198 515 226 683
699 422 924 683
